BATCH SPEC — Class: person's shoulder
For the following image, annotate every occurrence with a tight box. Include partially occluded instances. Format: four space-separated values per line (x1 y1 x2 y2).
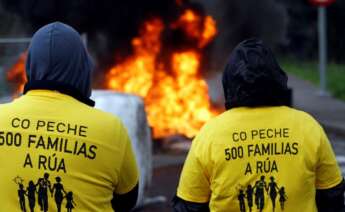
81 105 123 127
285 107 320 125
195 111 232 140
283 107 324 135
76 105 129 142
0 101 18 114
0 102 8 110
199 114 221 133
202 109 240 129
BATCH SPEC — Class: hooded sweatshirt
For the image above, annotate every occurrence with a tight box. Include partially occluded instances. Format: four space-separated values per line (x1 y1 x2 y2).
222 38 289 109
0 22 139 212
24 22 94 106
176 39 343 212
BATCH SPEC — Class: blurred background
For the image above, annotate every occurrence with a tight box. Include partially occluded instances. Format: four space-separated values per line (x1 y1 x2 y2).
0 0 345 211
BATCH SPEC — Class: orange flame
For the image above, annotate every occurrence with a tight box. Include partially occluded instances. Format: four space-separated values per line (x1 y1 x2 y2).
172 9 217 48
108 19 164 97
7 9 219 138
200 16 217 48
6 52 27 96
106 10 218 138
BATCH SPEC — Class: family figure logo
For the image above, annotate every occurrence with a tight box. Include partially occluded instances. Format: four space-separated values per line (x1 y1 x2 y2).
13 173 76 212
237 176 287 212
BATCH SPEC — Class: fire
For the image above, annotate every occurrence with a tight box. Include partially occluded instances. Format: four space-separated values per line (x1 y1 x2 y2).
6 9 219 138
6 52 27 96
200 16 218 48
106 9 218 138
108 19 163 97
172 9 217 48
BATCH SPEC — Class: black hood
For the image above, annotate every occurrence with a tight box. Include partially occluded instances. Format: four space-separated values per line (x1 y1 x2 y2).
222 38 289 110
24 22 95 106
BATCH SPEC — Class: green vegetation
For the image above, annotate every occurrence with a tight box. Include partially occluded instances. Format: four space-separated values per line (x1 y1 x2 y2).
280 59 345 101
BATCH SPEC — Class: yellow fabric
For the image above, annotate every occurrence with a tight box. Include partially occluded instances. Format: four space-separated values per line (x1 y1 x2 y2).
0 90 139 212
177 106 342 212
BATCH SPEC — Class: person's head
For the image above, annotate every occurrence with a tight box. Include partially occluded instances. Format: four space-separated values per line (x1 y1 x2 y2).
24 22 94 106
44 173 49 179
29 181 34 187
67 191 73 198
38 178 43 184
56 176 61 182
222 38 288 109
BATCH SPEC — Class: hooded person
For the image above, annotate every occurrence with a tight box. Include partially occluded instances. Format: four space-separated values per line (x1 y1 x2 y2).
173 38 345 212
0 22 139 212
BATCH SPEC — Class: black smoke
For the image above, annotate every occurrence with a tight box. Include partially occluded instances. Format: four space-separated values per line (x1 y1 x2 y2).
195 0 288 71
0 0 291 78
0 0 208 72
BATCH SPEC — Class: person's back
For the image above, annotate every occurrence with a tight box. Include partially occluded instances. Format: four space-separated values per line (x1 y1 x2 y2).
0 22 138 212
174 39 344 212
178 105 341 211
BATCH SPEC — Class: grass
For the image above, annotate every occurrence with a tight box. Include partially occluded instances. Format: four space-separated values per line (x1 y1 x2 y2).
279 58 345 101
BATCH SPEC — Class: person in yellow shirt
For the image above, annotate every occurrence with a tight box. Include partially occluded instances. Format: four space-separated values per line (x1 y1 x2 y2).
0 22 139 212
174 38 345 212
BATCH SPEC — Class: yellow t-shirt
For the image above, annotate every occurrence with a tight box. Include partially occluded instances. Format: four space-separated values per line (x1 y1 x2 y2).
0 90 139 212
177 106 342 212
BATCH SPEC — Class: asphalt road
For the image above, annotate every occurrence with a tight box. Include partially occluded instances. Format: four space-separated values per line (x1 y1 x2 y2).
329 133 345 175
136 165 183 212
